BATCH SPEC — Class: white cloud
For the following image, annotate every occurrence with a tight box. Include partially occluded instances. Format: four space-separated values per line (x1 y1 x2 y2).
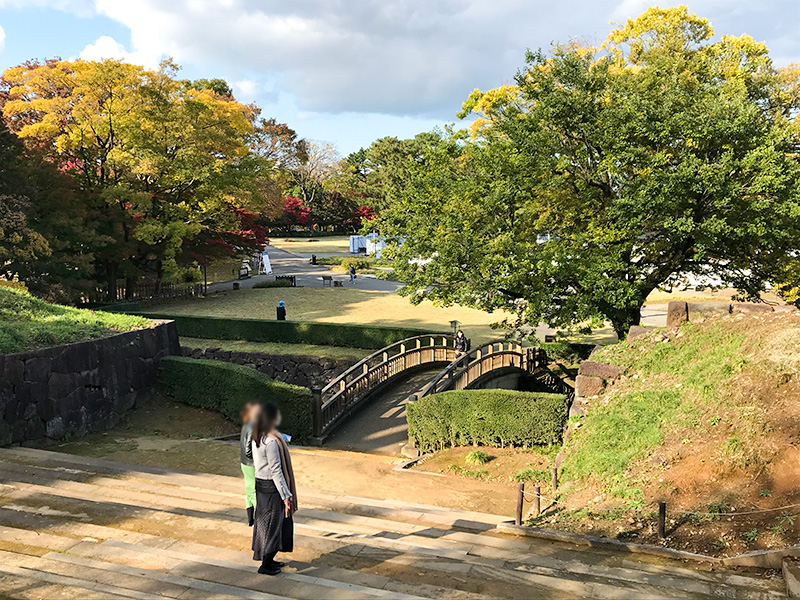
0 25 5 53
3 0 798 120
232 79 258 101
79 35 128 61
87 0 800 119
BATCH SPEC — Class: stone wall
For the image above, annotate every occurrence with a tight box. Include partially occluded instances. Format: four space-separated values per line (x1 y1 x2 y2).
0 321 180 446
180 346 357 389
666 301 798 329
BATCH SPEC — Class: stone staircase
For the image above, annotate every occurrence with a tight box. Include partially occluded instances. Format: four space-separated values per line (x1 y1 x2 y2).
0 447 786 599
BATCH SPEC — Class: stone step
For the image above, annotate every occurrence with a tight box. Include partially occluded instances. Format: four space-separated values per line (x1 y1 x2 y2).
68 539 426 600
0 447 784 599
0 558 168 600
0 569 134 600
0 549 250 600
0 449 503 531
0 480 784 599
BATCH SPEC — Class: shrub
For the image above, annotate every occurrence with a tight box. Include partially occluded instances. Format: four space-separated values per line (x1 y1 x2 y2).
539 341 595 365
339 257 373 271
253 279 293 289
465 449 490 465
159 356 312 442
407 389 568 453
126 313 429 349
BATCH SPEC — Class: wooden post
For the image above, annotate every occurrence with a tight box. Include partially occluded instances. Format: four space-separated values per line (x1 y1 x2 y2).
658 501 666 538
533 485 541 517
551 466 558 493
516 482 525 526
311 388 322 437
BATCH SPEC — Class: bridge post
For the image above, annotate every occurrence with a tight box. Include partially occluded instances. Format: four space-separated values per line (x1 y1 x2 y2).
310 387 324 444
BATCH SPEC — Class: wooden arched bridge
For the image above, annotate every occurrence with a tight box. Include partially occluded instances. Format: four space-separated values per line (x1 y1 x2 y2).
310 335 572 446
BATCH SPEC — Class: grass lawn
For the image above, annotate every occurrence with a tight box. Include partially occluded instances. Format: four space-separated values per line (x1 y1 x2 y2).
268 236 351 254
180 336 370 361
141 287 510 344
644 287 785 306
0 287 152 354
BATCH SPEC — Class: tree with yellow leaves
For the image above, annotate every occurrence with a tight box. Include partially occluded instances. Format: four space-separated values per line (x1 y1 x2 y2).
2 59 255 299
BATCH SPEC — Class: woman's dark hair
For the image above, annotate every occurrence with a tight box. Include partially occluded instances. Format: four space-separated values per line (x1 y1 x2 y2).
253 402 280 447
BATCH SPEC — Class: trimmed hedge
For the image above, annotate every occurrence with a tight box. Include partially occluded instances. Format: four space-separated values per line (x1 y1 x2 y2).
129 313 431 349
407 389 568 452
539 341 595 365
158 356 312 442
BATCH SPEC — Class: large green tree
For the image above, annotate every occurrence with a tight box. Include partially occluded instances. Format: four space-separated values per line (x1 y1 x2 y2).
377 7 800 338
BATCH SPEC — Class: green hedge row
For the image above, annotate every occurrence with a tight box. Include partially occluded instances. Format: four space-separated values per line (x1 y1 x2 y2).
407 389 568 452
158 356 312 442
125 313 432 349
539 341 596 365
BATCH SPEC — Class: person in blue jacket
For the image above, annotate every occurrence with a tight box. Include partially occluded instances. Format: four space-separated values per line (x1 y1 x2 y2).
276 301 286 321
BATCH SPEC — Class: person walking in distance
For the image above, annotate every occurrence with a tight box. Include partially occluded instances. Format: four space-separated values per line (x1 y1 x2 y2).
454 330 468 357
276 300 286 321
251 402 296 575
348 263 356 284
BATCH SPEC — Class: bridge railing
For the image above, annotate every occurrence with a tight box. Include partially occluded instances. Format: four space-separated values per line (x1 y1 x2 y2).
311 334 455 441
417 341 547 398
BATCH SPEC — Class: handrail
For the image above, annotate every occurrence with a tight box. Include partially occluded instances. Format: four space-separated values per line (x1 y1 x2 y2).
311 334 455 440
417 340 530 398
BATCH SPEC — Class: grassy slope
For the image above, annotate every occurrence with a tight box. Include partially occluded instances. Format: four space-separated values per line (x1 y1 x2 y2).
138 287 510 345
0 287 152 354
179 336 370 361
550 311 800 555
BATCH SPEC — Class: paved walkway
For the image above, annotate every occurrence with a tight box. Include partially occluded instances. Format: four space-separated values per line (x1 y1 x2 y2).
208 246 402 293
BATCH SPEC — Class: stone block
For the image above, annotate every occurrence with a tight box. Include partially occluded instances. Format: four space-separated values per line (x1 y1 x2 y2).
45 416 65 439
784 557 800 598
666 301 688 329
575 375 604 398
577 361 624 381
626 326 651 341
687 301 731 321
48 372 77 400
731 303 773 315
24 357 51 383
4 357 24 385
0 422 12 446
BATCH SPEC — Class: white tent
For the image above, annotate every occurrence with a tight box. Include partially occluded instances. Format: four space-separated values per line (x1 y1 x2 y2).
366 233 386 258
349 235 367 253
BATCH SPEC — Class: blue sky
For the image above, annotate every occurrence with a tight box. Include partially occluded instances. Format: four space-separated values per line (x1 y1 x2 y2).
1 1 798 156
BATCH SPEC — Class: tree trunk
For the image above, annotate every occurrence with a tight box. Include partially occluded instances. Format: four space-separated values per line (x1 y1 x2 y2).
105 261 118 302
611 304 643 341
124 276 136 300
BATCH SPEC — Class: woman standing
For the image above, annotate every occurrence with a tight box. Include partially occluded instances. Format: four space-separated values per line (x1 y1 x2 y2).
251 402 296 575
276 301 287 321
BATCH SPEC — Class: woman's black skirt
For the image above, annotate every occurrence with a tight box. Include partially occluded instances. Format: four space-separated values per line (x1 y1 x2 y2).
252 478 294 560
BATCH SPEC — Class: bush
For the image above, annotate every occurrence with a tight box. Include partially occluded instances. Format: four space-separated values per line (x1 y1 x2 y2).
465 449 490 465
407 389 568 453
126 313 429 349
253 279 293 289
339 257 373 271
159 356 312 442
539 341 595 365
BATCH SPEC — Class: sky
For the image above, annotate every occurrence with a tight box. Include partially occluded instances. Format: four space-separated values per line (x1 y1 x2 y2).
0 1 798 155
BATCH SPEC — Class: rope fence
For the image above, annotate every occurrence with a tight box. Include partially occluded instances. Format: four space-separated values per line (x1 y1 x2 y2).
513 472 800 536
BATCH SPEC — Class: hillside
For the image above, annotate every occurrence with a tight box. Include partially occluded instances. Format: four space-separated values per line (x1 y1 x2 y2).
0 286 152 354
543 309 800 557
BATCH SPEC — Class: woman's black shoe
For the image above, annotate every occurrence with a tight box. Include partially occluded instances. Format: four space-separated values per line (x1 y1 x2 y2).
246 507 254 527
258 564 281 576
270 561 285 568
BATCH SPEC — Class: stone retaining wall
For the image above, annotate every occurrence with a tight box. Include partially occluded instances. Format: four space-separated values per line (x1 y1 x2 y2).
666 300 798 329
180 346 357 389
0 321 180 446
